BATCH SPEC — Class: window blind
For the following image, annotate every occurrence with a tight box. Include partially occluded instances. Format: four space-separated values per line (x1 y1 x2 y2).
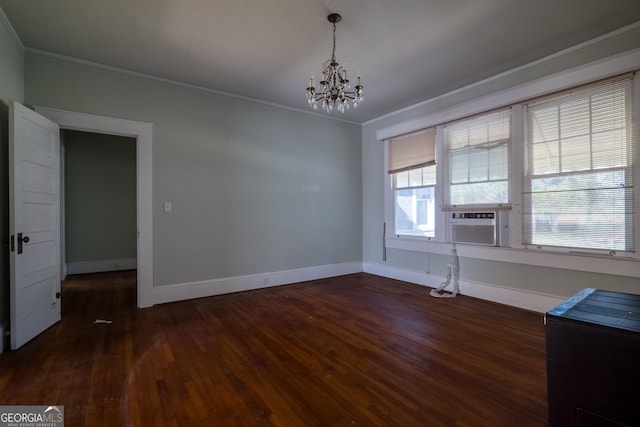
444 108 511 205
387 127 436 174
522 74 635 252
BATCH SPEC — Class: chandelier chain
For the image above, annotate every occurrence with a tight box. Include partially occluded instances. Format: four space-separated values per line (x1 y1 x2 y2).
331 21 337 63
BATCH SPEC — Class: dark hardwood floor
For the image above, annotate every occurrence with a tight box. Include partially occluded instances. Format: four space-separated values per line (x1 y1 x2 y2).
0 271 548 426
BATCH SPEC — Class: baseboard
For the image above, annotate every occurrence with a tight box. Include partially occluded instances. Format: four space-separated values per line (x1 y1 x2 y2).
153 261 363 305
152 260 564 312
66 258 137 275
363 261 565 313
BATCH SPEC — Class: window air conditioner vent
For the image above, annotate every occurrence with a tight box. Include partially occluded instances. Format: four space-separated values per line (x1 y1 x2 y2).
450 212 497 246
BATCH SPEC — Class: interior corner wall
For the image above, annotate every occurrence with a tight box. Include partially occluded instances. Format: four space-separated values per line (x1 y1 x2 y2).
362 26 640 303
24 51 362 288
0 13 24 344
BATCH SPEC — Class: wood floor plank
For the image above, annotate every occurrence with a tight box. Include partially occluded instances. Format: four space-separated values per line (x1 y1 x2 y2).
0 271 548 426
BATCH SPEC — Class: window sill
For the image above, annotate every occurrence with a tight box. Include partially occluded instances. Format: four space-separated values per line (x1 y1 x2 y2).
384 236 640 278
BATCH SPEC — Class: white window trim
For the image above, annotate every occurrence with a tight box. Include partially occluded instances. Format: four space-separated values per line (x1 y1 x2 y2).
434 126 446 240
380 49 640 276
510 105 525 248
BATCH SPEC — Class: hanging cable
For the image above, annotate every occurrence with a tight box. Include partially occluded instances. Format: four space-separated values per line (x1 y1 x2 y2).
382 222 387 261
430 244 460 298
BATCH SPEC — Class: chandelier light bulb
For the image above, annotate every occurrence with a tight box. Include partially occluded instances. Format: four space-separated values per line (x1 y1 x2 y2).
305 13 363 114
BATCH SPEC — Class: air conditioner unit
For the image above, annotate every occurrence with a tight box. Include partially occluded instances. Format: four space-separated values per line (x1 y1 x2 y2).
449 212 497 246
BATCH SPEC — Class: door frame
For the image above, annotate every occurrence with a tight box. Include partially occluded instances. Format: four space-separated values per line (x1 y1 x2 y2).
34 106 154 308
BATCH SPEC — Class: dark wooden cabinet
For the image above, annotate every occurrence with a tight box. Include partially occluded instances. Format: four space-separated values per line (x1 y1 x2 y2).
545 288 640 427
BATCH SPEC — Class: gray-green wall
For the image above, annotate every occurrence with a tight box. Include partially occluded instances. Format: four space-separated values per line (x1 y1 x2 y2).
25 52 362 286
362 25 640 300
0 13 23 336
63 129 136 265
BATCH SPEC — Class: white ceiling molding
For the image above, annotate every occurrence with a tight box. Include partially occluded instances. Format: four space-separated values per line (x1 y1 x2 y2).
0 5 23 54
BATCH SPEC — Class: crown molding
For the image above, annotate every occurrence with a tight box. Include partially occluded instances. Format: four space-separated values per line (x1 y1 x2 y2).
0 6 24 54
26 47 360 126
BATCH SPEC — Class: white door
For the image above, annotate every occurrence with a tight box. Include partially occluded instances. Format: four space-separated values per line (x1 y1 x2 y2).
9 101 61 350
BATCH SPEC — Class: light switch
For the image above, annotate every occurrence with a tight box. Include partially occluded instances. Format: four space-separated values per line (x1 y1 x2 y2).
164 201 172 213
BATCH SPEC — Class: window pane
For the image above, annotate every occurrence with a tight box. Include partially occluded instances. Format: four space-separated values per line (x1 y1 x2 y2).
531 106 558 143
393 165 436 189
468 149 489 182
593 129 626 169
529 171 630 251
423 165 436 186
532 141 559 175
560 98 589 139
450 150 469 184
448 128 469 149
488 120 508 141
393 170 409 188
394 187 435 237
468 123 488 145
531 169 626 192
450 181 508 205
561 135 590 172
489 145 508 180
592 88 626 132
409 168 423 187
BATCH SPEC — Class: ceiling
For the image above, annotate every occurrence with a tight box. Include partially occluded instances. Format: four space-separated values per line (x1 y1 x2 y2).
2 0 640 123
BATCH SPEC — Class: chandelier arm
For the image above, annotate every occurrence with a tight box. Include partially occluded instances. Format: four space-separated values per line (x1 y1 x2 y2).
312 88 359 98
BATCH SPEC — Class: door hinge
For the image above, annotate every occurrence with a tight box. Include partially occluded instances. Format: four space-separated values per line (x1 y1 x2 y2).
10 235 14 252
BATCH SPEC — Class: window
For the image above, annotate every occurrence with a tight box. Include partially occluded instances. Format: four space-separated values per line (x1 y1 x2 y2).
444 109 510 205
523 75 636 252
388 128 436 237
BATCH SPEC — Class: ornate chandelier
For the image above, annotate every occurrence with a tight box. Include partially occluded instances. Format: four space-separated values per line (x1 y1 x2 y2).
306 13 363 113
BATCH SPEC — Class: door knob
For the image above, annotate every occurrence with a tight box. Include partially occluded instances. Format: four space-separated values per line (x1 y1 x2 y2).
17 233 29 254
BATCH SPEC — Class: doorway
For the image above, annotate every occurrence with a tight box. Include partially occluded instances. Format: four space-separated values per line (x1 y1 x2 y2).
34 106 154 308
62 129 137 277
